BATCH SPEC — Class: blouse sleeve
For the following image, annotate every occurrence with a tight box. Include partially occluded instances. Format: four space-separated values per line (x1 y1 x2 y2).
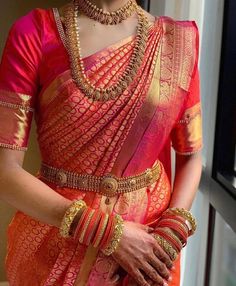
0 10 41 151
170 21 203 155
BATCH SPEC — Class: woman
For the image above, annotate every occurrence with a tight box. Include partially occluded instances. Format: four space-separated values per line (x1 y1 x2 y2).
0 0 203 285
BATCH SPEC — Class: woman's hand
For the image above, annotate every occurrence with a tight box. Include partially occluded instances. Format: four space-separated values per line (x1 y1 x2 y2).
111 221 173 286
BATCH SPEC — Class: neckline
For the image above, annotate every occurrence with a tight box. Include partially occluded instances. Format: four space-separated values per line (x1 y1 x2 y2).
52 7 162 61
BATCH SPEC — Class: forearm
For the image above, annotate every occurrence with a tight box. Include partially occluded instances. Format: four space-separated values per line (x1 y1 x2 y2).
0 164 71 228
169 152 203 210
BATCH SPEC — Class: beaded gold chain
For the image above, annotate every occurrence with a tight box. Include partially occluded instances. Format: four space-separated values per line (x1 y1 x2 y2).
64 1 149 101
76 0 137 25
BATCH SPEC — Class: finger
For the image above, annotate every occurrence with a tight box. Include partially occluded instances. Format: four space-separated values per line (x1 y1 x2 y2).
148 254 170 281
146 278 155 286
153 243 173 269
147 227 155 233
130 269 151 286
141 263 164 285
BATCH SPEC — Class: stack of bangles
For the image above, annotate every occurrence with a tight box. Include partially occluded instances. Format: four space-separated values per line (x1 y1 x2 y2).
59 199 124 256
153 207 197 261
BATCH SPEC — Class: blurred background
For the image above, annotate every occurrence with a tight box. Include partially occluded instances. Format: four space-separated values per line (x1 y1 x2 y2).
0 0 235 285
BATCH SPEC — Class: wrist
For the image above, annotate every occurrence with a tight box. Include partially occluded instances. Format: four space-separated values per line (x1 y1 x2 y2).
58 199 124 255
152 207 197 260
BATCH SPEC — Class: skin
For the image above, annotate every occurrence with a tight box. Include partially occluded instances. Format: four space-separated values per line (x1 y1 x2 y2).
0 1 203 285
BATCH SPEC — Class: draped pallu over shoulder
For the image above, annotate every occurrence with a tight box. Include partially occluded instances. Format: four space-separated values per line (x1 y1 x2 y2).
0 7 203 286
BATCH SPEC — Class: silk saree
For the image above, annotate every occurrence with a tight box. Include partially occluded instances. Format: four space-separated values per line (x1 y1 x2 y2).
0 6 203 286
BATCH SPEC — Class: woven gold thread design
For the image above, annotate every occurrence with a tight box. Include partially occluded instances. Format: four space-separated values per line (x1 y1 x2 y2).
0 143 28 151
0 100 34 112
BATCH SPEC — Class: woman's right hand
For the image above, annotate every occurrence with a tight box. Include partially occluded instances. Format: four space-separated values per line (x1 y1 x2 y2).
111 221 173 286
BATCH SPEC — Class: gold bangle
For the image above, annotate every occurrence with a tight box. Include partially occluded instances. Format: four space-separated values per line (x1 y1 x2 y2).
161 227 184 251
153 233 178 261
102 214 124 256
165 208 197 235
59 199 87 238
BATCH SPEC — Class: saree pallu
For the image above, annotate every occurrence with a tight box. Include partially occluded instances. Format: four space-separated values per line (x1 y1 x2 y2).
0 7 203 286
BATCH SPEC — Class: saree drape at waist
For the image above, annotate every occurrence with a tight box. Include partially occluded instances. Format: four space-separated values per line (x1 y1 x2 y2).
5 160 175 286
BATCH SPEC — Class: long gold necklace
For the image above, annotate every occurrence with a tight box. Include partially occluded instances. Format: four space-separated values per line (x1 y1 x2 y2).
64 1 149 101
76 0 137 25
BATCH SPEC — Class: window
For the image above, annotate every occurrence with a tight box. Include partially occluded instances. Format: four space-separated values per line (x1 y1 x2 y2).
212 0 236 198
209 212 236 286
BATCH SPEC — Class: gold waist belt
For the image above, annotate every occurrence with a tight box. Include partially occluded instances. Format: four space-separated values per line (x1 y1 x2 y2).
39 161 161 198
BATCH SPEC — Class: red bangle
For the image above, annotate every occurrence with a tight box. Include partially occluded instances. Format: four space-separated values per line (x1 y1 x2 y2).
91 213 109 248
158 218 189 238
161 209 195 235
73 207 92 241
157 220 188 246
159 213 190 234
100 214 115 249
155 228 182 253
78 209 96 244
83 209 102 246
85 210 103 246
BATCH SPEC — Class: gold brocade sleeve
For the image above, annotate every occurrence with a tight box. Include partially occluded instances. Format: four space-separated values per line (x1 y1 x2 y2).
171 101 203 155
0 11 41 151
171 63 203 155
170 21 203 155
0 90 34 151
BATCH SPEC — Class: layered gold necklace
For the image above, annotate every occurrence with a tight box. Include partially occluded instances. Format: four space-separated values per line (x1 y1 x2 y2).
64 0 150 101
76 0 138 25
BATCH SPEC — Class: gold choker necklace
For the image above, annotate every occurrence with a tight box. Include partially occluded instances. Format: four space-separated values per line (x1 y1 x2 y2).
64 1 149 101
75 0 137 25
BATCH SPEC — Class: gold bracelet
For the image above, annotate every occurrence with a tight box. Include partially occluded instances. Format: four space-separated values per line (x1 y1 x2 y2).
161 227 184 251
59 199 87 238
101 214 124 256
153 233 178 261
165 208 197 235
